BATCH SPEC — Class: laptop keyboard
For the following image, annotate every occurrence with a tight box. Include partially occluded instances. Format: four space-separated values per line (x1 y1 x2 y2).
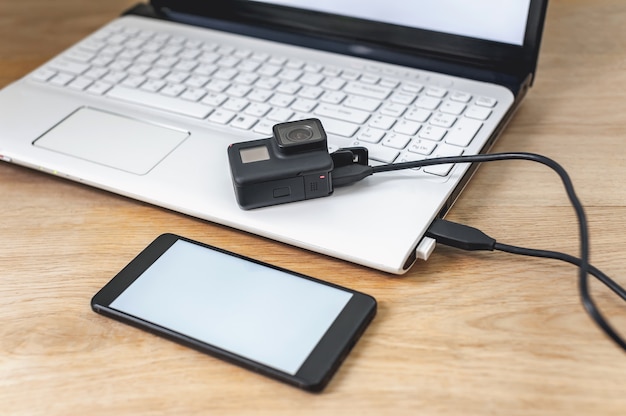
29 20 502 178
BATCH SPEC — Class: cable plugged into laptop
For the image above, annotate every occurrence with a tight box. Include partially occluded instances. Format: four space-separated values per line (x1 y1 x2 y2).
325 145 626 355
425 217 626 354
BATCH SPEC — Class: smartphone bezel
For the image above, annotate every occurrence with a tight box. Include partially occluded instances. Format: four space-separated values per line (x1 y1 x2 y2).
91 233 376 392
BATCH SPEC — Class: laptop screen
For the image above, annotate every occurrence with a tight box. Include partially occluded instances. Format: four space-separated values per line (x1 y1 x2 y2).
152 0 548 82
252 0 532 46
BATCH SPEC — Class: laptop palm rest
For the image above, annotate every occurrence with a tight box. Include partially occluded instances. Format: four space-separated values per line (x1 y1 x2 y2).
33 107 189 175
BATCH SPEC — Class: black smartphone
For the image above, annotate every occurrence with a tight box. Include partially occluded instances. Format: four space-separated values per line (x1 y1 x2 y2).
91 233 377 392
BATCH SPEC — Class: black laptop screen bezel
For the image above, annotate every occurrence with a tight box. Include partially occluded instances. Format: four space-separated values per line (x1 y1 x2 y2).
150 0 548 83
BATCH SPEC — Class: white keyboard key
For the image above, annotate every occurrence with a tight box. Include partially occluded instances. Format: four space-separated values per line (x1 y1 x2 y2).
107 86 212 118
31 68 57 82
65 49 95 63
250 52 269 62
439 101 466 115
267 108 294 122
398 152 426 165
68 77 93 90
379 78 400 89
180 88 206 102
425 86 447 98
286 58 305 69
360 74 380 84
237 60 261 72
382 133 411 149
245 102 271 117
357 127 385 143
201 92 228 107
475 96 498 107
393 120 421 136
234 73 259 85
226 84 251 97
407 139 437 155
415 96 441 110
279 68 303 81
213 68 238 81
160 84 186 97
299 73 323 86
291 98 317 113
194 63 218 76
304 63 323 73
390 91 416 105
253 120 274 136
127 64 150 76
429 112 457 128
48 59 90 75
367 145 399 164
343 81 391 100
380 103 406 118
140 79 166 92
78 39 105 53
146 68 169 80
230 115 258 130
320 91 346 104
255 77 280 90
154 56 178 69
320 78 345 91
185 75 209 88
402 82 424 94
445 118 483 147
465 106 492 120
298 86 324 99
247 88 273 102
276 82 301 94
405 108 431 123
49 73 75 86
368 114 396 130
223 97 249 112
344 96 381 112
257 64 281 77
340 69 360 81
317 117 359 137
84 67 109 79
86 80 113 95
450 91 472 103
122 75 146 88
208 108 236 124
321 66 341 77
418 125 446 141
424 145 464 176
314 104 370 124
269 93 295 108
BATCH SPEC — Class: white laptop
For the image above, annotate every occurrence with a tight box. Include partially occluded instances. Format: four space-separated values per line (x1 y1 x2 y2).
0 0 549 274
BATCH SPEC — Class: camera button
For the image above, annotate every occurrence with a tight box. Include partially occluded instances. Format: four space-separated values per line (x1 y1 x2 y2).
273 187 291 198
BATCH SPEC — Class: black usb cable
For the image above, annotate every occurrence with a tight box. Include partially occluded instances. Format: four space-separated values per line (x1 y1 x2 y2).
331 149 626 352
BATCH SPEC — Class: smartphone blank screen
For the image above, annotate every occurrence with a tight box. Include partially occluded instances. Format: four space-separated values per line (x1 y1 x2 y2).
109 239 353 375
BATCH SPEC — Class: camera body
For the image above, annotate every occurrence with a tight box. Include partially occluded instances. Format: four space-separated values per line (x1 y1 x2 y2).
228 119 334 209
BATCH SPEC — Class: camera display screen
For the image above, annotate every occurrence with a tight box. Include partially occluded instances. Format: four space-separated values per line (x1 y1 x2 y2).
239 145 270 163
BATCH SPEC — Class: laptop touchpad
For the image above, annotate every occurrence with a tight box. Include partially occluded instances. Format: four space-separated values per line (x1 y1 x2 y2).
33 107 189 175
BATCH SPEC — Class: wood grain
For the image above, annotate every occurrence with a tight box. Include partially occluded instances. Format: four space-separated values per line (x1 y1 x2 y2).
1 1 626 415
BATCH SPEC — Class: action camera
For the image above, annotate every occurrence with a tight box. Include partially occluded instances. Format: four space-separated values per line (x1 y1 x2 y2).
228 119 334 209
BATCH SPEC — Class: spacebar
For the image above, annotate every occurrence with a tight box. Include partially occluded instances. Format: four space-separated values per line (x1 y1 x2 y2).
106 86 212 119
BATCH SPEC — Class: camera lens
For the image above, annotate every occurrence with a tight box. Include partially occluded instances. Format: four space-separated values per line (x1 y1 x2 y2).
285 126 314 142
272 119 327 154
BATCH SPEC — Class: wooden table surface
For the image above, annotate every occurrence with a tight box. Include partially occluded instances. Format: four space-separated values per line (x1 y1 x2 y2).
2 1 626 415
